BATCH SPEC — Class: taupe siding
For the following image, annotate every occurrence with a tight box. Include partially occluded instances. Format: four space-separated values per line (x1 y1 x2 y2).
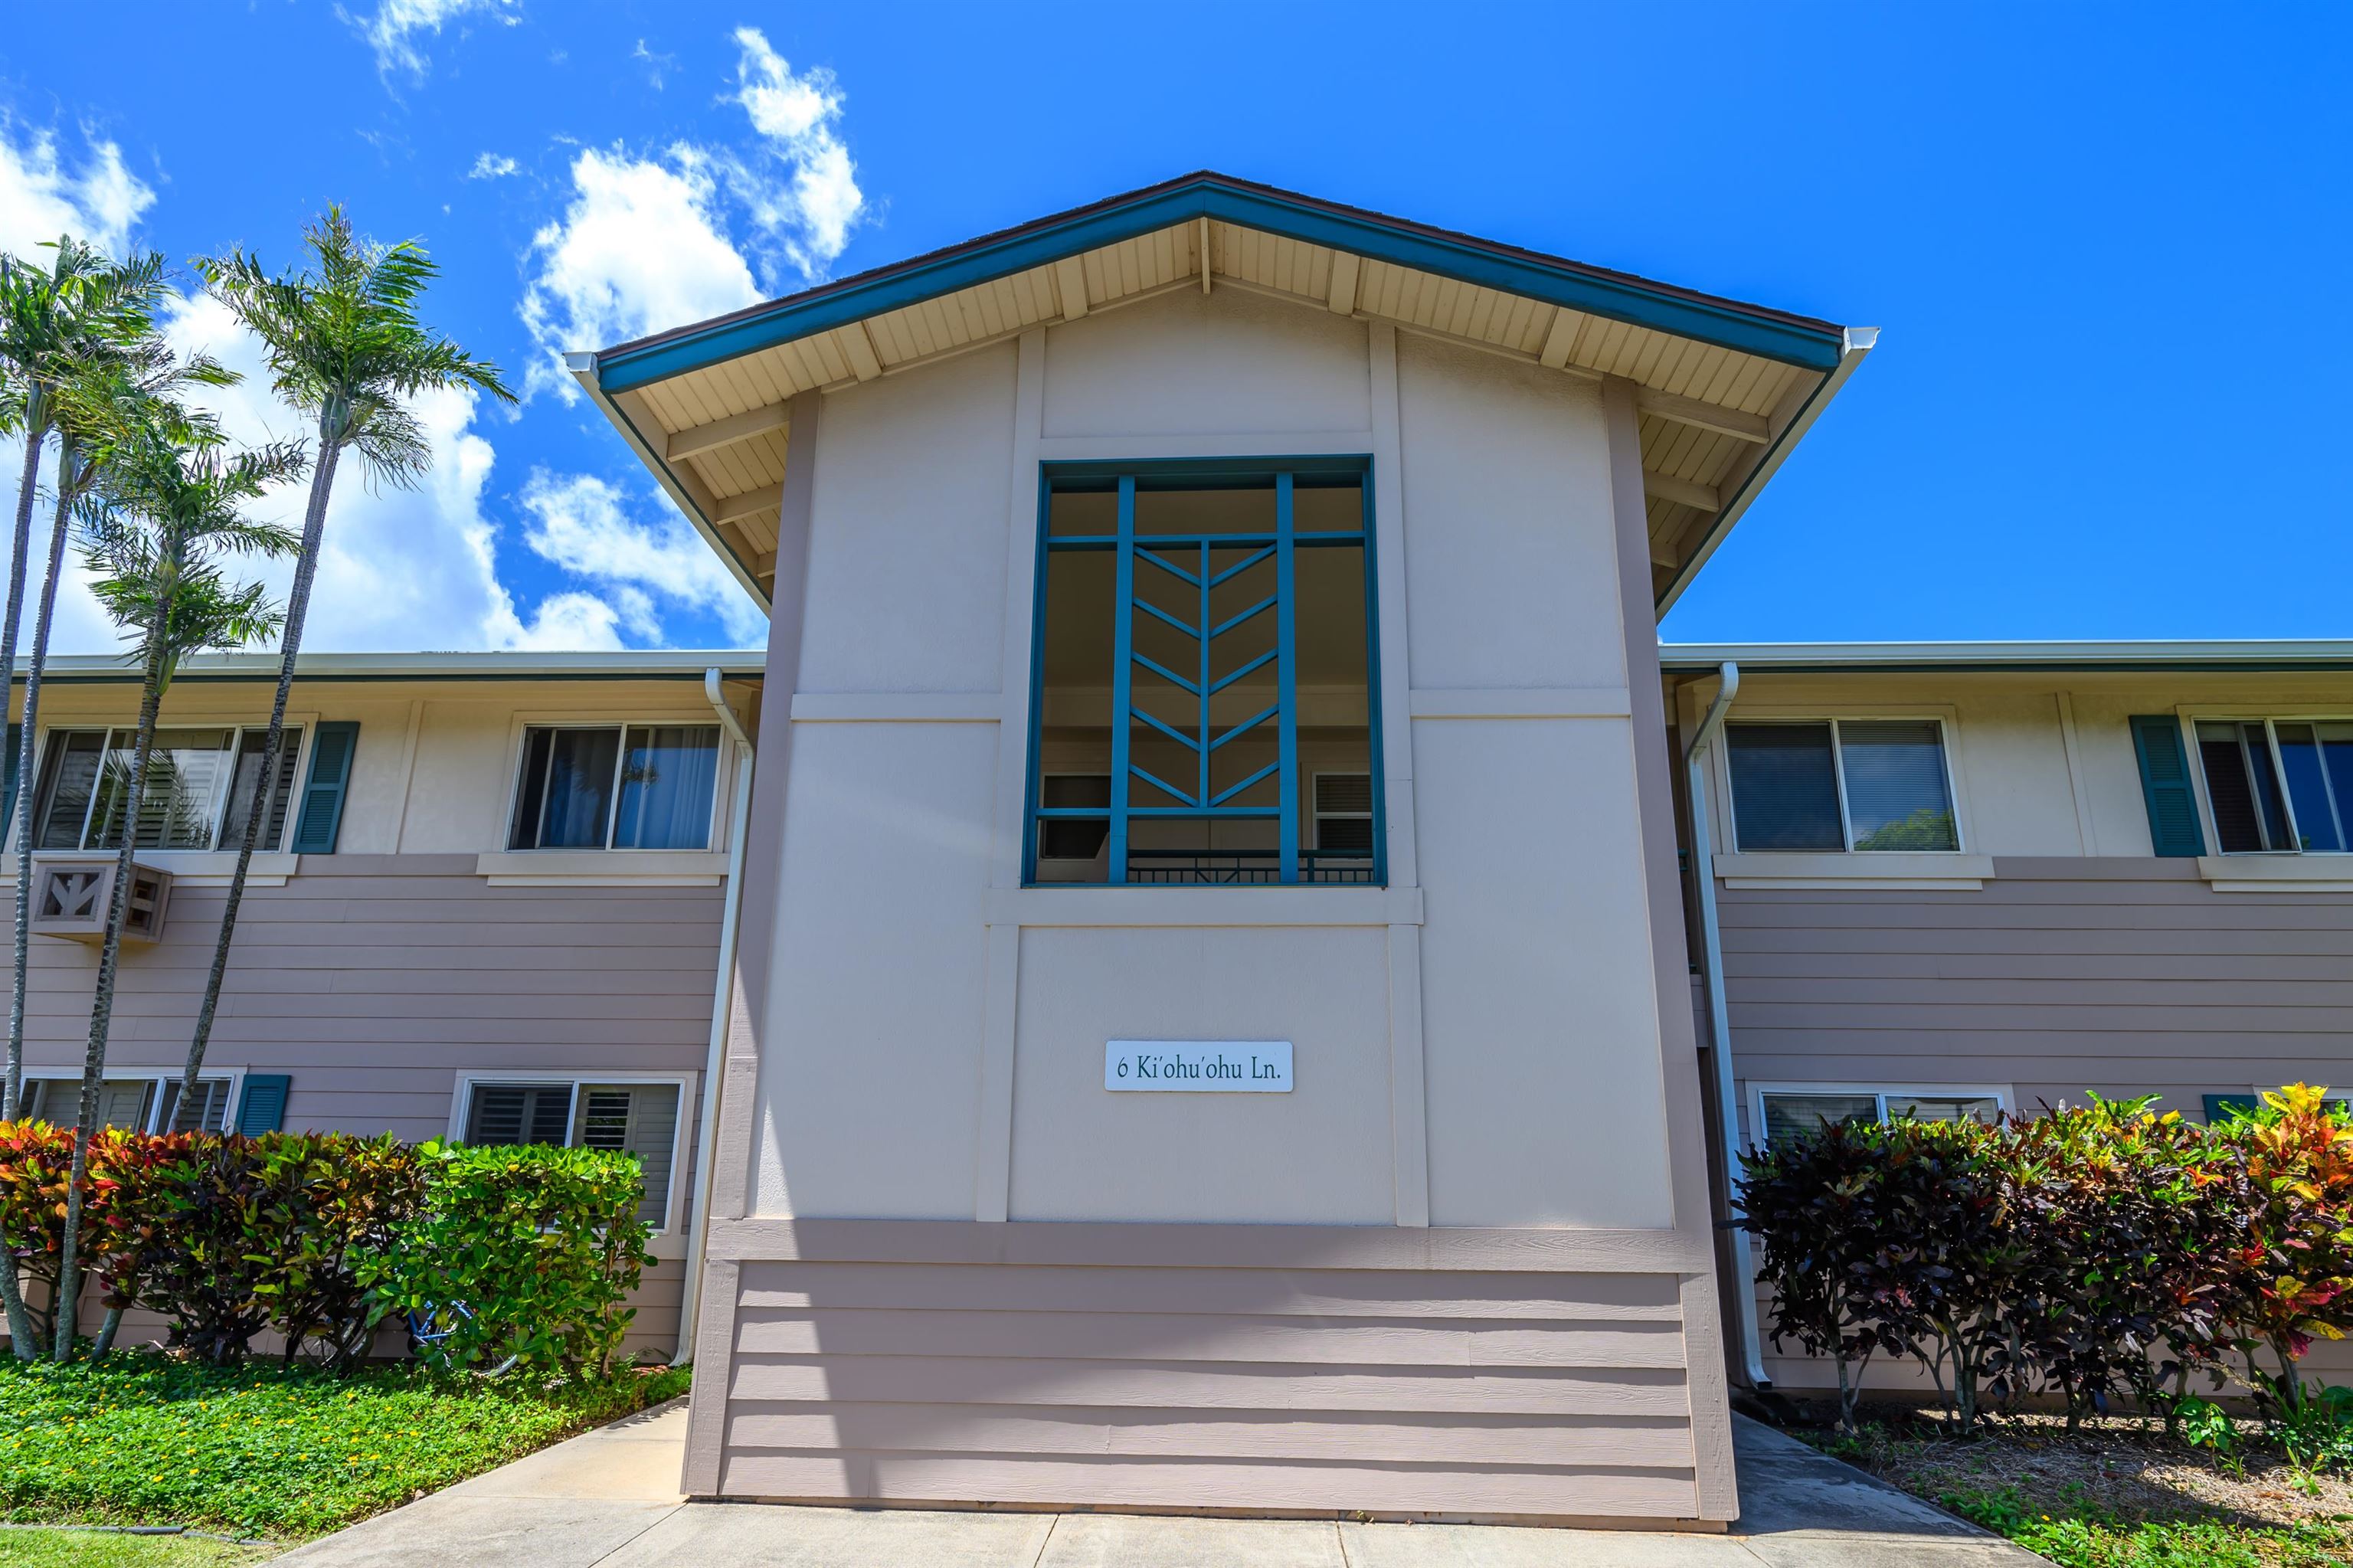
716 1250 1709 1521
1716 854 2353 1390
15 852 722 1357
1719 857 2353 1117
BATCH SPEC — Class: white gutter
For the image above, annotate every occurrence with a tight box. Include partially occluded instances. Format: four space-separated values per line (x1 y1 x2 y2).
675 667 756 1364
1683 661 1768 1389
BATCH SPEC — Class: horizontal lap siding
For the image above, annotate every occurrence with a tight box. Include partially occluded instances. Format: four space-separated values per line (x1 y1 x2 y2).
12 853 722 1362
718 1258 1703 1520
15 854 722 1139
1717 857 2353 1115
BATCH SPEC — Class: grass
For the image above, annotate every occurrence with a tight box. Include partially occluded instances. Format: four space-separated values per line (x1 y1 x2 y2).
0 1528 273 1567
0 1349 689 1539
1806 1408 2353 1568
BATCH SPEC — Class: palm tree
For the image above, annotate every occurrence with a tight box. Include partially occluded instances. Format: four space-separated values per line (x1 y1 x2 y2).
179 209 512 1104
0 249 199 1359
47 393 299 1360
0 242 174 1115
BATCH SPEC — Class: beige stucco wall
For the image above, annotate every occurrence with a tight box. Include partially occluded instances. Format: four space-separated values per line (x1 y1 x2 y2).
702 286 1733 1521
746 290 1676 1230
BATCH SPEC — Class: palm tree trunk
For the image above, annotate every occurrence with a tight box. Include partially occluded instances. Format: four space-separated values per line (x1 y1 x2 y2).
8 471 69 1121
180 433 338 1106
53 596 171 1361
0 411 46 1356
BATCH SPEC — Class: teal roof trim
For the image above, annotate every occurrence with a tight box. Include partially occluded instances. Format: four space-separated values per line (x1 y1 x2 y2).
594 172 1846 394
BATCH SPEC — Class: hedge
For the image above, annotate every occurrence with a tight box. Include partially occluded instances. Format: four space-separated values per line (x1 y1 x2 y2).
0 1127 653 1377
1735 1084 2353 1437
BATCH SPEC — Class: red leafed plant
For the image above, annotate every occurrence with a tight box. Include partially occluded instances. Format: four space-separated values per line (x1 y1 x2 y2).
2218 1083 2353 1416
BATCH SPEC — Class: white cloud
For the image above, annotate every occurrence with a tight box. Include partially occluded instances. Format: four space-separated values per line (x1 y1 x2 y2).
728 27 864 279
632 39 675 90
516 470 761 643
516 145 761 398
467 152 519 180
0 117 154 260
349 0 520 78
501 591 628 650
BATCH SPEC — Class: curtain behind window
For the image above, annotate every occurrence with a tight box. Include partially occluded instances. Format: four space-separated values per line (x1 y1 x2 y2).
612 726 719 849
1839 722 1957 850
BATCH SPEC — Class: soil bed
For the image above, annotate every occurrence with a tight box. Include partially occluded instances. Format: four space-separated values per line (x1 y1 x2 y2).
1795 1401 2353 1566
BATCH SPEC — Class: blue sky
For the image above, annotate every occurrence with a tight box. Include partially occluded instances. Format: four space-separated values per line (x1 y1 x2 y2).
2 2 2345 653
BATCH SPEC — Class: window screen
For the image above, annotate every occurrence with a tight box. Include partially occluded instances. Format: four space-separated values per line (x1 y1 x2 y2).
1840 722 1957 850
1885 1094 2000 1124
158 1078 232 1133
1726 724 1843 850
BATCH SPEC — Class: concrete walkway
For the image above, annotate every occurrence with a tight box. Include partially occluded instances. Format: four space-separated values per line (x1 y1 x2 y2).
267 1403 2037 1566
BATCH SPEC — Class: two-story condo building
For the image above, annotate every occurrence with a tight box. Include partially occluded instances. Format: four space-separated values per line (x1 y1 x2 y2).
7 173 2349 1530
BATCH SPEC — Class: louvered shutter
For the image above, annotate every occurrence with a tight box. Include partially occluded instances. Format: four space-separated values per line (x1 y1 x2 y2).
234 1074 290 1134
2130 715 2207 857
290 722 359 853
577 1083 680 1226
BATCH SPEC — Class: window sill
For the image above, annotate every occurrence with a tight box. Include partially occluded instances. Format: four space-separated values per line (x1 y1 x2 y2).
1712 852 1995 891
0 850 302 888
473 849 729 887
2198 855 2353 893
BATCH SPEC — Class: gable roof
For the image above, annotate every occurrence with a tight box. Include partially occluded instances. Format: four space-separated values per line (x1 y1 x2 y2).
571 172 1873 615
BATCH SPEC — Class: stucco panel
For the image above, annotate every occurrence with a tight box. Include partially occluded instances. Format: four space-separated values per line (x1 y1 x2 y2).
1416 716 1675 1229
797 341 1016 696
1006 925 1393 1223
754 720 998 1218
1396 335 1625 693
1040 286 1370 439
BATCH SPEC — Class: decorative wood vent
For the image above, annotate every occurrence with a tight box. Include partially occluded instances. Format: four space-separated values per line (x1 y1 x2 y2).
28 859 172 944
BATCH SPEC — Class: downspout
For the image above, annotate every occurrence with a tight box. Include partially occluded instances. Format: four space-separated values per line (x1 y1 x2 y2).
675 668 755 1364
1684 661 1768 1388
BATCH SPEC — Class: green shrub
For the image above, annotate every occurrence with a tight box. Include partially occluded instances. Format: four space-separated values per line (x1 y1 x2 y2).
1735 1082 2353 1449
366 1142 653 1379
100 1134 424 1367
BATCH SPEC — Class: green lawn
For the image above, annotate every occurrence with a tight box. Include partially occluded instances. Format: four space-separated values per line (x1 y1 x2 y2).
0 1530 272 1567
0 1350 688 1539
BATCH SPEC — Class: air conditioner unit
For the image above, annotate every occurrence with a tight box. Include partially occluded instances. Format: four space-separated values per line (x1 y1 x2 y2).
28 858 172 944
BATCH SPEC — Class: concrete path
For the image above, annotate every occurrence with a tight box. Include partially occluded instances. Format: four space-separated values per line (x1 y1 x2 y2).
266 1403 2037 1566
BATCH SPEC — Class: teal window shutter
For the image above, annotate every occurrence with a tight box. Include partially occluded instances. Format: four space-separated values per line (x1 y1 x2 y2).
234 1074 290 1134
1 722 18 843
290 722 358 853
2129 715 2206 857
2203 1093 2259 1124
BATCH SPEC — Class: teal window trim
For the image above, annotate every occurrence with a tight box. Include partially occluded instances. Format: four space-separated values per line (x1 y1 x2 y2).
1023 456 1383 888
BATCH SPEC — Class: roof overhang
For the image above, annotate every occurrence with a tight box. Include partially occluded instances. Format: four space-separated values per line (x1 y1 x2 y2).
1660 640 2353 674
573 171 1872 618
11 650 767 685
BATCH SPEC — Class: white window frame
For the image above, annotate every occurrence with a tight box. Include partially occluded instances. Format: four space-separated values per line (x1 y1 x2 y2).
1720 713 1968 855
1310 770 1376 857
21 1069 244 1134
500 719 727 855
447 1069 695 1241
21 722 315 857
1747 1080 2011 1150
2184 711 2353 856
